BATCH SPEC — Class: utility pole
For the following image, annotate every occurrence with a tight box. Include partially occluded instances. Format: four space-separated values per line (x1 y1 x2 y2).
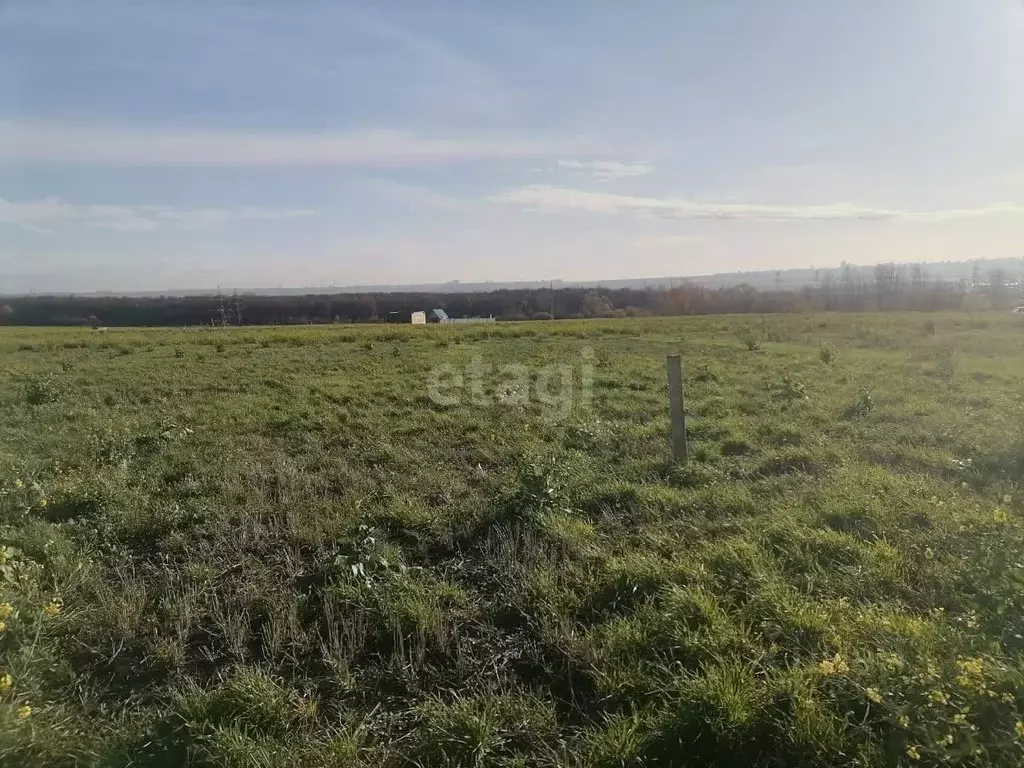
549 281 555 319
215 288 229 327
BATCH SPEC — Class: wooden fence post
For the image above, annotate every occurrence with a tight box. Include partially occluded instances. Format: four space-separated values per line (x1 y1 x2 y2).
667 354 688 463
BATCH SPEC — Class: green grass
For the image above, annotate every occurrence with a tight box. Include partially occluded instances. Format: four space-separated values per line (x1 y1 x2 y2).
1 313 1024 766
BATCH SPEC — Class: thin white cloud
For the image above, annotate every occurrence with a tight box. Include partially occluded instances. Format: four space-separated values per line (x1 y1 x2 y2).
557 159 653 182
491 185 1024 222
0 197 316 233
361 179 475 212
0 121 587 167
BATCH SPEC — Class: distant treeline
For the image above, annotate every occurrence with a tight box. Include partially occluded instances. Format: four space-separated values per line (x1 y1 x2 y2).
0 263 1019 326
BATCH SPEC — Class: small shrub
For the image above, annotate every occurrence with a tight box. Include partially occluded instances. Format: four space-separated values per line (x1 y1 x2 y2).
173 348 185 359
743 337 761 352
492 458 573 527
24 376 59 405
692 362 720 383
935 345 956 379
332 524 407 585
359 340 374 352
214 342 226 354
776 375 807 404
843 387 874 419
819 343 837 364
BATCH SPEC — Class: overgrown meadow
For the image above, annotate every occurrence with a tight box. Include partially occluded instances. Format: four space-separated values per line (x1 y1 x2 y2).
2 314 1024 767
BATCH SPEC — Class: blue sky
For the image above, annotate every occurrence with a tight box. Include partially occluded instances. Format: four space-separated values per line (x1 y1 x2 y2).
1 1 1023 292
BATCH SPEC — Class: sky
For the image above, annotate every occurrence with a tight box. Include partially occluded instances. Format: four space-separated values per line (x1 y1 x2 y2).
1 0 1023 292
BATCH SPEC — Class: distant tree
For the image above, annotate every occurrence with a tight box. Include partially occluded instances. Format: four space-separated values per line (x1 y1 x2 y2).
819 271 836 310
581 292 614 318
840 262 859 310
0 263 985 327
988 268 1010 309
874 262 899 310
214 291 229 326
911 264 924 291
232 291 243 325
971 259 983 287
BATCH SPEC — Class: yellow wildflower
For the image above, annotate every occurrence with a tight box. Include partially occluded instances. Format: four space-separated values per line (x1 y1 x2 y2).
38 499 47 508
13 479 23 489
0 603 12 620
42 600 61 617
818 653 849 675
906 745 921 761
993 508 1009 524
897 714 910 729
0 673 11 692
928 690 949 705
1003 494 1012 504
881 651 903 670
924 548 935 560
952 713 968 726
1015 721 1024 739
16 704 31 720
866 687 883 704
939 734 954 747
956 657 984 677
0 621 6 633
1000 692 1014 704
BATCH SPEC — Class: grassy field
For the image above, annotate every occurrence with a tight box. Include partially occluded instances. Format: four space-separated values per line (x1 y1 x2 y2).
2 313 1024 767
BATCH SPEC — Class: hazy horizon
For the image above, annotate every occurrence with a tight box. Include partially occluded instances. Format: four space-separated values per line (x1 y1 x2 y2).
3 1 1023 293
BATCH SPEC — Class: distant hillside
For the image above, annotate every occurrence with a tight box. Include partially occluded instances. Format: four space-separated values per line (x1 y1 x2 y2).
5 258 1021 299
5 258 1018 326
